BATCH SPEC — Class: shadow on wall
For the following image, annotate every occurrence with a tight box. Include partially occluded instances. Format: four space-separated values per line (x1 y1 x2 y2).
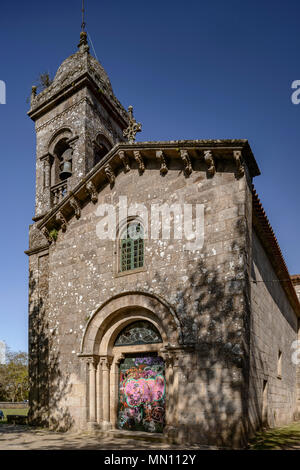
27 208 268 444
150 216 265 448
28 269 74 432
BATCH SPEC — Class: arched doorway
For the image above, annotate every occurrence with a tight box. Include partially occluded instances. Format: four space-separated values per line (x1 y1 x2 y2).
79 292 183 435
115 321 165 433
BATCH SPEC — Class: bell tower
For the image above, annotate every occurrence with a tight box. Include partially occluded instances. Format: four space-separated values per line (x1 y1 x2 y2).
28 31 129 220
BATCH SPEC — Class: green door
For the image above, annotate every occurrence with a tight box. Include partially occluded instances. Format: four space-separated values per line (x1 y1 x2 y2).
117 355 166 433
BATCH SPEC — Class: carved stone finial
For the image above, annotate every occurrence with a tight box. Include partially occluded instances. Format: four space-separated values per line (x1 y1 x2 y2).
133 150 145 173
180 150 192 176
78 31 89 53
86 181 98 203
69 196 81 219
56 212 67 232
31 86 37 106
123 106 142 143
118 151 130 173
104 164 115 185
156 150 168 175
204 150 216 176
233 150 244 178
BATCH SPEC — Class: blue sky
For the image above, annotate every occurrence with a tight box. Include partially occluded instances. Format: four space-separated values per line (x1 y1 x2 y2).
0 0 299 352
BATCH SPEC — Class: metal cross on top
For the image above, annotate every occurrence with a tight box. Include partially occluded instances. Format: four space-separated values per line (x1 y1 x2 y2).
123 106 142 144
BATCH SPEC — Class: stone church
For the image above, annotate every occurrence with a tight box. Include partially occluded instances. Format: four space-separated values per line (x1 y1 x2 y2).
26 31 300 447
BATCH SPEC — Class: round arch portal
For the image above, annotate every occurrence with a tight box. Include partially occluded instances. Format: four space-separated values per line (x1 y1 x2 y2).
79 292 183 433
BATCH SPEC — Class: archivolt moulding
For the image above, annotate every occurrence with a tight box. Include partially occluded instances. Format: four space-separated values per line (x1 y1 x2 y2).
80 291 183 356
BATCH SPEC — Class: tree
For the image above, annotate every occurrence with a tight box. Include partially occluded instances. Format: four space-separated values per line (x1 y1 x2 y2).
0 349 29 402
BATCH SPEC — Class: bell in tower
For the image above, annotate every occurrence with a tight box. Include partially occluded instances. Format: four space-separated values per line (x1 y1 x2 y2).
59 148 73 181
28 29 129 219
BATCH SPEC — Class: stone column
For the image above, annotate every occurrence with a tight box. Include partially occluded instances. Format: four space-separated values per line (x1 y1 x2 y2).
44 158 51 188
111 354 125 428
86 356 99 430
100 356 112 430
97 360 103 425
41 153 52 212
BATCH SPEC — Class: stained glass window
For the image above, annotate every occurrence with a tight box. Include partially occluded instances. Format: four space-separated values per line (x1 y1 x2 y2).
114 321 162 346
120 221 144 272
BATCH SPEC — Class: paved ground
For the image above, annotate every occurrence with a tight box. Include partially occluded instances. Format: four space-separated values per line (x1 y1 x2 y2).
2 422 300 450
0 425 212 450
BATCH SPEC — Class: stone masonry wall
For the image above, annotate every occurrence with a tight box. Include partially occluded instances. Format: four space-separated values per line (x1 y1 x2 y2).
30 158 254 446
249 230 298 432
28 250 49 426
34 88 124 218
293 282 300 415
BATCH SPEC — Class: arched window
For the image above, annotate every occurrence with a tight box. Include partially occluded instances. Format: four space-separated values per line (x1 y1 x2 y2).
120 221 144 272
53 138 73 184
93 134 112 167
114 321 162 346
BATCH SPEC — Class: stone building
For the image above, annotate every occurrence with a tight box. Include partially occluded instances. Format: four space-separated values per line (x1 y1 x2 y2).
26 31 300 447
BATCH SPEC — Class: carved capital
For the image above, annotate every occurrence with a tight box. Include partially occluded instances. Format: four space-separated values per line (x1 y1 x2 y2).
180 150 192 176
160 352 174 368
104 164 115 185
118 150 130 173
100 355 113 370
115 353 125 365
86 181 98 203
233 150 244 178
204 150 216 176
82 355 99 369
41 153 52 166
69 196 81 219
156 150 168 175
133 150 145 173
56 211 67 232
66 135 79 150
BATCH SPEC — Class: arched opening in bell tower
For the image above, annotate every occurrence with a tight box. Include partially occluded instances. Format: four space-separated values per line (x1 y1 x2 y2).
93 134 113 167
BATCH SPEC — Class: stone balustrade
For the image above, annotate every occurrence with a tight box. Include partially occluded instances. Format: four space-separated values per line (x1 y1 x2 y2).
51 181 68 206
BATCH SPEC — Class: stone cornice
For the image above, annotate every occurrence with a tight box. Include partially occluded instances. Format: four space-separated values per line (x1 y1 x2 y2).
34 139 259 236
28 73 129 130
24 245 49 256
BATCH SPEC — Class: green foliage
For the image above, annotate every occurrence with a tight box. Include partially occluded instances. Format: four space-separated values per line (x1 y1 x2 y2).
0 349 29 402
249 422 300 450
0 408 28 425
49 229 58 241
